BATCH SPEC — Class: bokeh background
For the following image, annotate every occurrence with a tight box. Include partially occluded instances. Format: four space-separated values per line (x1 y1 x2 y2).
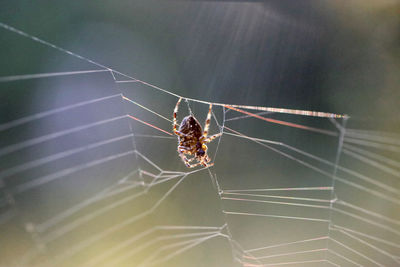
1 1 399 267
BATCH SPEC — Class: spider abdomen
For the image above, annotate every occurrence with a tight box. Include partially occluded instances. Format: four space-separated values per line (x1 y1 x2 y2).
178 115 203 139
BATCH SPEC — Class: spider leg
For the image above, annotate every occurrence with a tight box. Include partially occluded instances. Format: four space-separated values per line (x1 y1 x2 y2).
179 149 213 168
186 157 196 163
201 160 214 168
205 154 212 164
199 154 214 168
178 146 193 155
179 152 201 168
203 162 214 167
203 132 222 143
202 103 213 138
173 97 185 137
186 162 202 168
178 148 199 168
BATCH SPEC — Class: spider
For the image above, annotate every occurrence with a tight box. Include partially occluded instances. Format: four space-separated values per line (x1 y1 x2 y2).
173 98 222 168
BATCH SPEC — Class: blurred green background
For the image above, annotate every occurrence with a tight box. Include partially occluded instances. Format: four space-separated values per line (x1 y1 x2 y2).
0 1 399 267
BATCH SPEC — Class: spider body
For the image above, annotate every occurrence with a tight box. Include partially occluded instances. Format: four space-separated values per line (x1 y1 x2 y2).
173 98 221 168
177 115 206 157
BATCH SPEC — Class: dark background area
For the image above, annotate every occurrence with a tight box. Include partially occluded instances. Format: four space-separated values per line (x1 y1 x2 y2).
1 1 399 127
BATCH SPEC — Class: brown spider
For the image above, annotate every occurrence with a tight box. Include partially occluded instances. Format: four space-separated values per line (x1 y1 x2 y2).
173 98 222 168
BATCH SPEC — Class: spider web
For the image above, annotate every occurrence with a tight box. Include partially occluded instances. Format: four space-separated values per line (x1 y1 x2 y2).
0 22 400 267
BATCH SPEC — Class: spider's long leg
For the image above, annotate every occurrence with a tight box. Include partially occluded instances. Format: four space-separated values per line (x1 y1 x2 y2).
178 146 193 155
203 162 214 168
187 162 202 168
179 150 200 168
173 97 184 137
203 132 222 143
198 153 213 168
204 154 212 164
186 157 196 163
201 160 213 167
203 103 213 138
178 147 197 163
